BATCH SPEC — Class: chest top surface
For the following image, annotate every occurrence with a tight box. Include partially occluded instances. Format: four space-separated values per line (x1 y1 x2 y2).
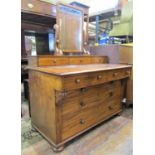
29 64 132 76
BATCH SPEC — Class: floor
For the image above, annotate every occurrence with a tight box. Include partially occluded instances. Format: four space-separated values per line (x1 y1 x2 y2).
21 84 133 155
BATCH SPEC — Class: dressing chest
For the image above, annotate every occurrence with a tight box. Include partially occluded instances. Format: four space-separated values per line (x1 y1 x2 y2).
29 64 131 151
27 2 132 152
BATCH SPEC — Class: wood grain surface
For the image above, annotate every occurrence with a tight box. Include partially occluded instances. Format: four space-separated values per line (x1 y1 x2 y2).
29 64 132 76
29 63 131 151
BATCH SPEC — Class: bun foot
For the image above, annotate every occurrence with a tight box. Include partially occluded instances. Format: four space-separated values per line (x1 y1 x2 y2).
52 145 64 152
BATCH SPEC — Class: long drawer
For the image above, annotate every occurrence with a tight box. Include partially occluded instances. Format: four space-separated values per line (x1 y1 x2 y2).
69 57 91 65
38 57 69 66
63 68 130 90
61 81 121 119
60 81 122 140
62 96 121 140
91 56 108 64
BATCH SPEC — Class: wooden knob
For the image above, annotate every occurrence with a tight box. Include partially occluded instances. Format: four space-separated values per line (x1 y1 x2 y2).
109 92 114 97
80 60 83 63
75 79 80 83
56 39 60 43
53 60 56 63
80 101 85 107
80 119 85 124
113 73 118 77
108 106 113 110
80 88 86 93
97 75 102 79
125 71 130 75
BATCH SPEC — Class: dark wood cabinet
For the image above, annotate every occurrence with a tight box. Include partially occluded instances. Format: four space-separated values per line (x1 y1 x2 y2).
21 0 56 17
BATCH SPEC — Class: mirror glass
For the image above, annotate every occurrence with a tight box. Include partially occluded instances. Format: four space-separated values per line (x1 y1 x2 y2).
58 5 83 52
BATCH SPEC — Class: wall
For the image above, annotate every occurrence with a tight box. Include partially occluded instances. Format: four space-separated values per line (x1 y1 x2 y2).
89 44 120 63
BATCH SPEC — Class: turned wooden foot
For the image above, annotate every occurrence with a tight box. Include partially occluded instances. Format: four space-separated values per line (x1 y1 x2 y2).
31 126 37 132
117 111 122 116
52 145 64 152
126 100 133 108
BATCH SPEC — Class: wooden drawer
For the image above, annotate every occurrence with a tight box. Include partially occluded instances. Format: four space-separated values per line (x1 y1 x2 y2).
62 106 101 140
107 69 131 81
87 71 108 86
98 98 121 119
63 74 90 90
91 57 108 64
69 57 91 65
62 96 121 140
38 57 69 66
63 81 121 100
52 58 69 66
62 81 121 119
63 69 130 90
63 72 107 90
38 57 55 66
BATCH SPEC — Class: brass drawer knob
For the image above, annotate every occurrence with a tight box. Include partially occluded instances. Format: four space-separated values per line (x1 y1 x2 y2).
75 79 80 83
109 92 114 97
108 106 113 110
80 88 86 93
113 73 118 77
56 39 60 43
125 71 130 75
80 101 86 107
80 119 85 124
97 75 102 79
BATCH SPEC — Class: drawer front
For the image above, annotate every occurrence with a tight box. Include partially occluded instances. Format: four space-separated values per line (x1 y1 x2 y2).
62 95 121 140
107 69 131 81
38 57 69 66
63 69 130 90
53 58 69 66
69 57 91 65
63 74 90 90
38 57 54 66
91 57 108 64
61 81 121 118
63 73 107 90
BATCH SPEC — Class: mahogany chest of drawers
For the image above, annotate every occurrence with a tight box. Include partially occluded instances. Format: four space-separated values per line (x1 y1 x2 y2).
29 64 131 151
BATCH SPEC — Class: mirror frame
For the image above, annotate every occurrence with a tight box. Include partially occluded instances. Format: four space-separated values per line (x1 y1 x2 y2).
55 2 84 54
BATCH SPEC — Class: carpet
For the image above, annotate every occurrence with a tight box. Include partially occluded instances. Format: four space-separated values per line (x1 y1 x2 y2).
21 115 132 155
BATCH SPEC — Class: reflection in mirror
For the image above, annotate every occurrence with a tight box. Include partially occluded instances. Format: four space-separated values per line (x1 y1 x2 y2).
25 35 36 56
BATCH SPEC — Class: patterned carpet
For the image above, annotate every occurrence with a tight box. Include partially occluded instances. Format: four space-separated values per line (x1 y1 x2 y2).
21 111 132 155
